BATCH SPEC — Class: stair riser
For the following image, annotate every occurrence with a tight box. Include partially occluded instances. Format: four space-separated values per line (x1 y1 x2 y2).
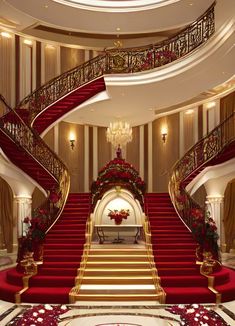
80 278 153 285
83 270 151 277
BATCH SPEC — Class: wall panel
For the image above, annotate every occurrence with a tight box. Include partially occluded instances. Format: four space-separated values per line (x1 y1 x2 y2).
98 127 112 171
152 113 179 192
59 121 84 192
0 33 14 112
60 47 85 73
126 126 140 172
44 45 58 82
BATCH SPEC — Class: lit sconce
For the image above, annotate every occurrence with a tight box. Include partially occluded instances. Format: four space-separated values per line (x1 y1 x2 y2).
69 131 76 150
205 101 216 109
0 31 12 38
45 44 55 50
161 126 168 143
23 39 33 45
185 109 194 115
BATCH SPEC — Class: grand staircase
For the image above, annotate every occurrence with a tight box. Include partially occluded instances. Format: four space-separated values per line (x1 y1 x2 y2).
73 244 159 302
0 193 90 304
145 193 235 304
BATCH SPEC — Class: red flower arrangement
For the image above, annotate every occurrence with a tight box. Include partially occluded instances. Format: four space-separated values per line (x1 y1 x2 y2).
191 208 219 259
91 157 146 210
18 208 50 262
12 304 69 326
108 209 130 225
49 188 61 204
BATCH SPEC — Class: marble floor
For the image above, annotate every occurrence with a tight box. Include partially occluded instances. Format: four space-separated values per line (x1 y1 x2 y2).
1 250 235 325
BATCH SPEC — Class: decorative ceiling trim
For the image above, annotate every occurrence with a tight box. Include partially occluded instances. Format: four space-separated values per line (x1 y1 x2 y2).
51 0 180 12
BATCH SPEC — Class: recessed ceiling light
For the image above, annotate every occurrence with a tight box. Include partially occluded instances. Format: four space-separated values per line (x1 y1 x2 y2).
44 4 48 8
116 27 121 32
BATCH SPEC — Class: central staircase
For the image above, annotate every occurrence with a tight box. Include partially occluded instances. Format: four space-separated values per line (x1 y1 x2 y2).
73 244 159 302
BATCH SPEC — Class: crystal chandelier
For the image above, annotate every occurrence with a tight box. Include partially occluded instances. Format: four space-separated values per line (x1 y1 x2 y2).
106 121 132 148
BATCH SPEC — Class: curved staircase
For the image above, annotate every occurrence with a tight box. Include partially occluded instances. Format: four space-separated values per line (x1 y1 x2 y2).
145 193 235 304
0 2 235 303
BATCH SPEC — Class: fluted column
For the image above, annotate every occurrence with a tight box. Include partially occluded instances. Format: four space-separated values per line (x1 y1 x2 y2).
14 196 32 237
206 195 224 249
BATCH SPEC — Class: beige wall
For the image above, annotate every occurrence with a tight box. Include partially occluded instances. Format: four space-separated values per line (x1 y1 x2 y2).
60 47 85 73
152 113 180 192
58 121 84 192
44 46 58 83
98 127 112 171
0 34 14 112
126 126 140 173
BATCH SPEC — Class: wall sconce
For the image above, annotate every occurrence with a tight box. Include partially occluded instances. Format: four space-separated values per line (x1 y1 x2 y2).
161 126 168 143
69 131 76 150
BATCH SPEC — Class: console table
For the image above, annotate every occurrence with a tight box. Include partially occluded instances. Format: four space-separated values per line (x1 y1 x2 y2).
95 224 142 244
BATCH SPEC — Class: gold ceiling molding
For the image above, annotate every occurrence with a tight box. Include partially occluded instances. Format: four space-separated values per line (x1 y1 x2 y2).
33 24 182 40
155 77 235 116
0 17 17 29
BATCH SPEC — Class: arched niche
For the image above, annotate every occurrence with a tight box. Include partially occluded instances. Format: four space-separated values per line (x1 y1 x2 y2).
91 187 144 226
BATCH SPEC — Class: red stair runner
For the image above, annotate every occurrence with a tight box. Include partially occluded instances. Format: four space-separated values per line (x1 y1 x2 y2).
0 193 90 304
32 77 106 134
145 193 235 304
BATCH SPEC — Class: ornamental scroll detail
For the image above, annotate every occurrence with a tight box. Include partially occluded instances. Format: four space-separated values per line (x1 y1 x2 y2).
17 3 215 123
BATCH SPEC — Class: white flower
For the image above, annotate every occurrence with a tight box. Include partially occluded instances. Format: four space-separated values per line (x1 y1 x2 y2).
33 312 38 317
203 316 209 320
186 308 195 313
178 304 185 309
45 304 53 310
61 305 67 310
39 309 45 314
196 313 200 317
194 318 199 321
37 317 43 322
192 304 199 308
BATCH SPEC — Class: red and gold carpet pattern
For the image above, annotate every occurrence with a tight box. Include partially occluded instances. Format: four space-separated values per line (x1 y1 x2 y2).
145 193 235 304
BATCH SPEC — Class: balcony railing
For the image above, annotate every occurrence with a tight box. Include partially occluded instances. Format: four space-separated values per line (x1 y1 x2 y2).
17 2 215 123
169 111 235 259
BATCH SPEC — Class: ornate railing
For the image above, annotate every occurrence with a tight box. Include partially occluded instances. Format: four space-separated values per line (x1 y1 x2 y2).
69 217 93 303
17 2 215 123
169 111 235 260
0 95 70 261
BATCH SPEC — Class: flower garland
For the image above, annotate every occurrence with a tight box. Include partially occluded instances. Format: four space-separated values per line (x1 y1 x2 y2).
9 304 69 326
91 157 145 209
167 304 229 326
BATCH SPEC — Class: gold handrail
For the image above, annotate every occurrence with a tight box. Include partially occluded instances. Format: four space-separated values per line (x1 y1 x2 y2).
143 218 166 304
169 111 235 260
69 216 93 303
0 94 70 262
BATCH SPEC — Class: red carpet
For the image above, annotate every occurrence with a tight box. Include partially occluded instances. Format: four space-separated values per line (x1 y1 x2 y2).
32 77 106 134
145 193 235 304
0 193 90 304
